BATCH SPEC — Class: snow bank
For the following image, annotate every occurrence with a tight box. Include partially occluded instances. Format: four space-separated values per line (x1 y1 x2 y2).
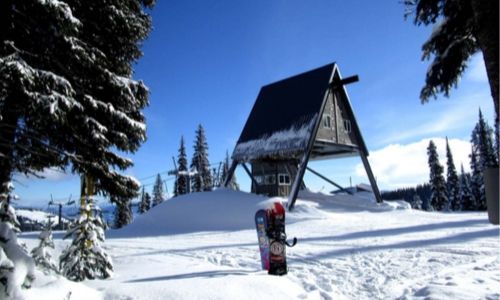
297 189 411 212
110 189 270 237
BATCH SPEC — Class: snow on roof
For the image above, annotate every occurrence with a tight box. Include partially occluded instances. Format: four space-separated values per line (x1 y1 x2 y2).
232 115 317 161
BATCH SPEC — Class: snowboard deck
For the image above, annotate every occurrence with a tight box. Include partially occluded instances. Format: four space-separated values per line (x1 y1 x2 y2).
254 209 270 270
255 202 295 276
267 202 287 276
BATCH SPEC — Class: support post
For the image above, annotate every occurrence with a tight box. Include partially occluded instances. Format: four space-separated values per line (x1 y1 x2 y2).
306 166 353 195
223 160 238 187
359 152 382 203
241 163 260 189
287 152 310 211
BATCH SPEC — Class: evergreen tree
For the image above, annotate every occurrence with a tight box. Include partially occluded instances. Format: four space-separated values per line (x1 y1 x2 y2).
174 136 189 196
113 197 133 229
191 125 213 192
405 0 499 142
31 219 59 275
469 150 485 210
427 140 448 211
152 174 165 207
0 182 35 297
60 197 113 281
459 164 475 211
412 194 423 210
445 138 461 211
221 151 239 190
0 0 155 200
471 109 498 169
138 187 151 214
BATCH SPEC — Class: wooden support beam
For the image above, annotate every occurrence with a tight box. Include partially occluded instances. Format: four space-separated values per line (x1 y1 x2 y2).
306 166 353 195
359 151 383 203
241 163 260 189
223 160 238 187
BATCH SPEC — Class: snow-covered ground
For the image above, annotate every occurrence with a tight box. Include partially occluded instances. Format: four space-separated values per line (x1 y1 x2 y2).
19 189 499 300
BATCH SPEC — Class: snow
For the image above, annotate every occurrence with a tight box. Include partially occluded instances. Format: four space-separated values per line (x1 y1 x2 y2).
232 114 318 161
18 189 500 299
16 210 59 225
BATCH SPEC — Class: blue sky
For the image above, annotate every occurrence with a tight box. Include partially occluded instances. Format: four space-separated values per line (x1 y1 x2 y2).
15 0 495 207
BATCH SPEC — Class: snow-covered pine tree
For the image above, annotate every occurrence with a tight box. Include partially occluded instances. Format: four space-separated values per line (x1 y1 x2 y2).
221 151 239 190
0 0 155 201
31 219 59 275
412 194 423 210
2 0 153 289
427 140 448 211
469 149 485 210
445 138 461 211
191 125 213 192
0 182 35 297
60 196 113 281
174 136 189 196
459 164 475 211
138 187 151 214
113 197 133 229
471 109 498 170
152 174 165 207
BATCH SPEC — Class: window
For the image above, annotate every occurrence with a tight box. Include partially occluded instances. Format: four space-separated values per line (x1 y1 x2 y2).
322 114 331 128
278 174 291 185
265 175 276 185
343 119 351 133
254 175 264 185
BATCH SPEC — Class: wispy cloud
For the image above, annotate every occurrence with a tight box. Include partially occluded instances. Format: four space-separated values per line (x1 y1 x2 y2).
464 53 488 83
19 168 74 182
379 90 491 145
356 137 472 189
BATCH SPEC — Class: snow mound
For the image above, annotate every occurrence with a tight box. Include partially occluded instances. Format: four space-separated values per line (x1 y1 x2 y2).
297 189 411 212
110 189 270 238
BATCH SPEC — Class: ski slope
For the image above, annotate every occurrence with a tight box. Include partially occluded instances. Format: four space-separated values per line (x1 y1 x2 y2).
19 189 500 300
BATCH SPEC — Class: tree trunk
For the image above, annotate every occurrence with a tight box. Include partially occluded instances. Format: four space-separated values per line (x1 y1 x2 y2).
471 0 499 158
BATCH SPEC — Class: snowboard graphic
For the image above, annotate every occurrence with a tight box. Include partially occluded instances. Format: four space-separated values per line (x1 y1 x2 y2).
254 209 270 270
255 202 297 276
267 202 288 276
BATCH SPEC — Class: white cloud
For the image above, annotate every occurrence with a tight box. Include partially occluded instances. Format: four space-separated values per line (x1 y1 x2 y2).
465 54 488 83
356 137 472 189
380 89 492 145
34 168 73 182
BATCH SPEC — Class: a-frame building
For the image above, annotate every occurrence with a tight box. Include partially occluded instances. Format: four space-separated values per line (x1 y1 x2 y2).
224 63 382 210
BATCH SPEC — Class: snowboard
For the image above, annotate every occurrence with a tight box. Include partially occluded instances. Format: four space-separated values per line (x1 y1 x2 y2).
254 209 270 270
254 202 297 276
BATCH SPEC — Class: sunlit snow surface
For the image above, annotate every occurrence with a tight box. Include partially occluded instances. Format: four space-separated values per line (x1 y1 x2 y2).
19 189 499 300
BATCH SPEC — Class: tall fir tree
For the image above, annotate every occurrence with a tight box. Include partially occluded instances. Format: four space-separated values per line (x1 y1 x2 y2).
469 149 486 210
31 219 59 275
191 125 213 192
59 194 113 282
459 164 475 211
152 174 165 207
138 187 151 214
221 151 239 190
1 1 154 290
427 140 448 211
174 136 189 196
445 138 461 211
113 197 133 229
0 182 35 297
412 194 423 210
471 109 498 170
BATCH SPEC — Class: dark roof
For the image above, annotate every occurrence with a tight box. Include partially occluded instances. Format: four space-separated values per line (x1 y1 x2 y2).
237 63 335 145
